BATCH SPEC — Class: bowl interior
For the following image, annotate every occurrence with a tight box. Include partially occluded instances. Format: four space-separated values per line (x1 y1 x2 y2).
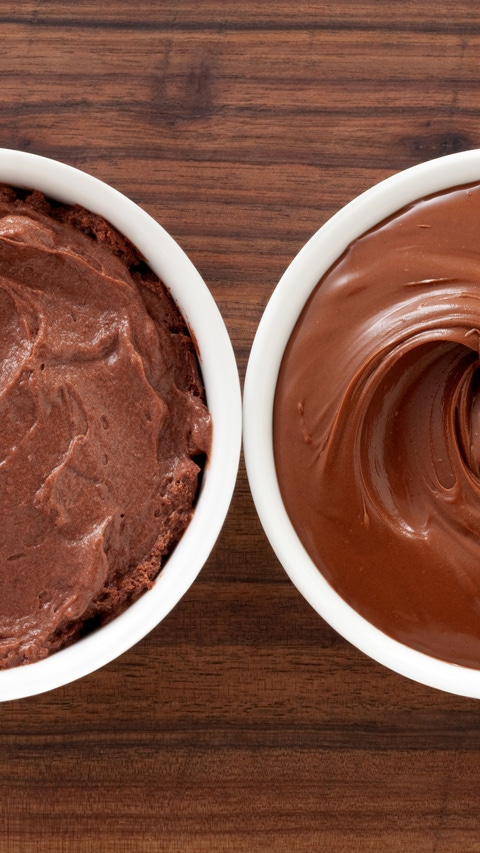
0 149 242 700
244 148 480 698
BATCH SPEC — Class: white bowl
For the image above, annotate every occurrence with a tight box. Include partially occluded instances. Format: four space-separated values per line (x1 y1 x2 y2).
244 148 480 698
0 148 242 700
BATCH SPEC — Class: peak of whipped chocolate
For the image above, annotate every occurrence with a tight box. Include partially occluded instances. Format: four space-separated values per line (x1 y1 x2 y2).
274 183 480 669
0 185 211 668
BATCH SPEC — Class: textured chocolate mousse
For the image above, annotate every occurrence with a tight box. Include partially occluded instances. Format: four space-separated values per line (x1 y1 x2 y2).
0 185 211 668
274 183 480 668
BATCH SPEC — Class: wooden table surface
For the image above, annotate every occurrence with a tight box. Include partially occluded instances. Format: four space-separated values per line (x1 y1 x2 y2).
2 2 480 851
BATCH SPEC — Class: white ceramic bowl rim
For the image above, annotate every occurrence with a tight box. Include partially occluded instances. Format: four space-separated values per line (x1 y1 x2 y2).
244 148 480 698
0 148 242 700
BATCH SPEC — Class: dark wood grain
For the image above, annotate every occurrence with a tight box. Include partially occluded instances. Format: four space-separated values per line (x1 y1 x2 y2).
2 2 480 851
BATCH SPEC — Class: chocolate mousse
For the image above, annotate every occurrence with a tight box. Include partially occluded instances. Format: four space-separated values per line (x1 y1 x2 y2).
274 183 480 668
0 185 211 668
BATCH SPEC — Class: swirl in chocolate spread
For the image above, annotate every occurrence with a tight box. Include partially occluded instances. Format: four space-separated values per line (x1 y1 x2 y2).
274 183 480 668
0 186 211 668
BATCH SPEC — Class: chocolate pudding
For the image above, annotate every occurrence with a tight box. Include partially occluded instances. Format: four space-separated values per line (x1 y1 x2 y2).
274 183 480 668
0 185 211 668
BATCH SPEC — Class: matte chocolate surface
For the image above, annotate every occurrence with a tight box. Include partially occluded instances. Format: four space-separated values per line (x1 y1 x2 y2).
0 187 211 668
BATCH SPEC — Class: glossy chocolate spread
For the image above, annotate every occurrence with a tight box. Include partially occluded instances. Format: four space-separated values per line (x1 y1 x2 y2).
0 186 211 668
274 183 480 668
